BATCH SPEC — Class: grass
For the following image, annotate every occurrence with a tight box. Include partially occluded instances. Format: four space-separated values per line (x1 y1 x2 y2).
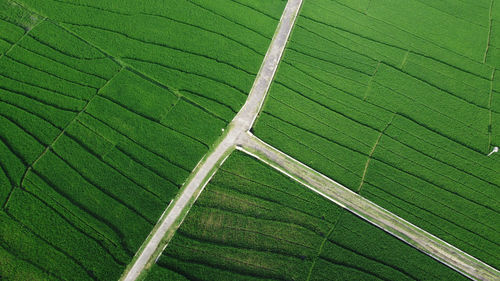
0 0 285 279
252 0 500 269
144 151 470 281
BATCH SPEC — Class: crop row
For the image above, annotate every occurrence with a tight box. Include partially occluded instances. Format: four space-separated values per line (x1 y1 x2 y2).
145 152 469 281
0 0 285 279
252 0 500 269
18 0 286 122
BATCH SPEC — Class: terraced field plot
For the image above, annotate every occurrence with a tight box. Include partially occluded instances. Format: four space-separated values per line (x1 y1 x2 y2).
0 0 285 280
145 152 469 281
252 0 500 270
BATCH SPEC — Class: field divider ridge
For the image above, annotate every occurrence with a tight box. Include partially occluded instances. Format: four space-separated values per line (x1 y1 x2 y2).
236 132 500 281
118 1 304 280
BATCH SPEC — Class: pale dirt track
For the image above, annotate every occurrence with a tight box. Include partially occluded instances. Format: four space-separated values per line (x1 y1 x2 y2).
119 0 500 280
119 1 303 280
238 133 500 281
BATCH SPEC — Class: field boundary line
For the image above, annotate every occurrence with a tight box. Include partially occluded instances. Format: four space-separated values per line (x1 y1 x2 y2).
118 1 303 280
237 132 500 281
305 212 343 281
16 66 124 193
484 0 494 63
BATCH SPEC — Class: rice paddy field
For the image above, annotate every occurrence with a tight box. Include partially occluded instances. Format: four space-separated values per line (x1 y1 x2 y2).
252 0 500 270
0 0 285 280
145 152 469 281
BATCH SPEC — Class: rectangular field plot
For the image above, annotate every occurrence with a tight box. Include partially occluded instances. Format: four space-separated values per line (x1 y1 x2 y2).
0 0 285 280
252 0 500 269
144 152 468 281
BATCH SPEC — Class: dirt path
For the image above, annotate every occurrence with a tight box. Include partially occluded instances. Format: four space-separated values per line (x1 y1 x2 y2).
119 1 303 280
238 132 500 281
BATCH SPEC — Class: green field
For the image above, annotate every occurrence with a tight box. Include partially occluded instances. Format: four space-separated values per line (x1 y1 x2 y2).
0 0 285 280
253 0 500 269
145 152 469 281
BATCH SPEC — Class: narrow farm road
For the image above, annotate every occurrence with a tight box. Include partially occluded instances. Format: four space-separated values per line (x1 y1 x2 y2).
119 1 303 280
237 132 500 281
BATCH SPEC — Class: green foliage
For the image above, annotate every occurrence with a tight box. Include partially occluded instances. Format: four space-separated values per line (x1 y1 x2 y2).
253 0 500 268
0 0 284 279
147 152 470 281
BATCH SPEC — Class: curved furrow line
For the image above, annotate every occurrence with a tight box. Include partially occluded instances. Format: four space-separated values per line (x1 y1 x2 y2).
167 238 290 280
274 79 389 134
406 55 491 96
179 221 316 254
3 211 98 281
369 169 500 235
231 0 281 21
260 121 363 180
387 63 497 113
184 0 271 40
217 168 325 208
204 189 273 212
62 132 165 201
50 149 156 225
97 95 209 149
0 85 83 114
285 57 369 86
372 80 485 133
268 95 375 148
61 22 256 76
112 145 181 189
16 43 108 81
0 242 65 281
83 112 191 172
265 106 499 214
0 16 26 31
122 56 249 97
27 33 108 60
22 182 127 267
261 113 500 217
0 111 47 146
0 37 14 45
196 202 324 239
140 12 264 56
179 88 238 113
295 23 392 68
276 78 497 190
395 112 485 154
385 126 500 189
26 177 120 248
204 184 333 232
4 55 98 90
285 75 390 126
305 2 480 64
176 227 316 259
326 238 420 281
0 72 87 103
155 260 197 281
262 110 368 156
391 121 499 174
0 100 64 131
287 45 374 75
0 135 29 167
318 255 390 281
362 186 500 260
301 14 491 80
37 0 267 58
282 61 369 103
161 249 284 281
30 169 132 255
377 142 500 206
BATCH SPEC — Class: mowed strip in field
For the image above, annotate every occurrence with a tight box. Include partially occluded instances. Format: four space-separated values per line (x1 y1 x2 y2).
252 0 500 269
0 0 286 280
145 152 469 281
